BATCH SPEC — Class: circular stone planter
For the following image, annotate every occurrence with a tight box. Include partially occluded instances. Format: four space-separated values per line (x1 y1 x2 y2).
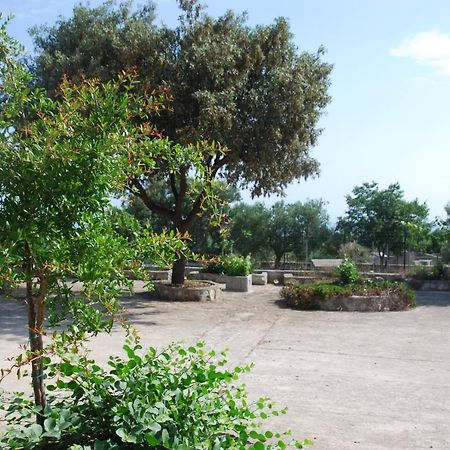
316 295 410 312
153 280 222 302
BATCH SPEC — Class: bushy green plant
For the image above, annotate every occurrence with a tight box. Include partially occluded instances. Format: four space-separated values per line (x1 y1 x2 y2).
336 258 359 285
202 254 253 276
223 255 253 276
201 256 226 275
0 338 310 450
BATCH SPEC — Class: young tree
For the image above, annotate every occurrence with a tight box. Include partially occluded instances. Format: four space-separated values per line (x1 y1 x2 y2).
31 0 332 283
0 24 186 424
338 182 429 269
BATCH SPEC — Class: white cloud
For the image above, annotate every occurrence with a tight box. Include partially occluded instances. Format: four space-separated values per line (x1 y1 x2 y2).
390 29 450 76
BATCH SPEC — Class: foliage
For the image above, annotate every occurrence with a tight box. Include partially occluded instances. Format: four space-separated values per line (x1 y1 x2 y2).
228 203 272 262
336 258 359 285
229 200 333 268
31 0 332 282
223 254 253 276
268 200 333 268
281 280 416 310
125 180 240 256
202 254 253 277
0 338 310 449
338 241 371 263
410 263 448 281
338 182 430 268
0 20 188 424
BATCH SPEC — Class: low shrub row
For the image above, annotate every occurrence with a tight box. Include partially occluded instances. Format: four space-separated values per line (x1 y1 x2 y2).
409 263 448 281
281 280 416 310
201 254 253 276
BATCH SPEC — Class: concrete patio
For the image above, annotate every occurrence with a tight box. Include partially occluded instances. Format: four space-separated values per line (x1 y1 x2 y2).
1 284 449 449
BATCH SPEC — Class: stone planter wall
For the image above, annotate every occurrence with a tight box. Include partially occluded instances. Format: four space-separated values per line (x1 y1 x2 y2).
415 280 450 291
188 272 227 283
226 274 252 292
124 269 172 281
317 295 409 312
153 281 221 302
252 272 267 285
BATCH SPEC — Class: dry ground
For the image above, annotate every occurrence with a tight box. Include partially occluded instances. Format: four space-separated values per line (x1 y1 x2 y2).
1 283 450 449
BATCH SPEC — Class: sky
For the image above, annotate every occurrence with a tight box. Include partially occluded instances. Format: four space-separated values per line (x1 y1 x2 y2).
2 0 450 223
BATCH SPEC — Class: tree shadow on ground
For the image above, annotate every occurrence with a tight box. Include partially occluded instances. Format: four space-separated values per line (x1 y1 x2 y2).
415 291 450 307
0 293 28 342
118 291 168 327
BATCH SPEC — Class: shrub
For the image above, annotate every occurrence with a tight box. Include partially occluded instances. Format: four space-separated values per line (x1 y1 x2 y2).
201 256 225 275
410 263 448 281
202 254 252 276
281 280 415 310
0 339 310 450
223 254 253 276
336 258 359 285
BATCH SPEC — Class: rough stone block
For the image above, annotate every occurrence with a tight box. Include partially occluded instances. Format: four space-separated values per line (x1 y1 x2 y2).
225 274 252 292
252 272 267 285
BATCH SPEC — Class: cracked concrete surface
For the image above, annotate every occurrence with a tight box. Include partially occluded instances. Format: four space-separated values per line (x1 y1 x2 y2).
1 284 450 449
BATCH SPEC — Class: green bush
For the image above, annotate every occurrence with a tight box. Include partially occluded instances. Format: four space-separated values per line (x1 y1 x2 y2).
223 254 252 276
202 254 252 276
0 339 310 450
281 280 416 310
410 263 448 281
336 258 359 285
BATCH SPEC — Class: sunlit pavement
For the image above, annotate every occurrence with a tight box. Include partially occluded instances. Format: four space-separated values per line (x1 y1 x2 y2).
1 285 450 449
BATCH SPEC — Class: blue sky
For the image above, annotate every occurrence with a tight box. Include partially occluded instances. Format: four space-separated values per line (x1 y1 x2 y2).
2 0 449 222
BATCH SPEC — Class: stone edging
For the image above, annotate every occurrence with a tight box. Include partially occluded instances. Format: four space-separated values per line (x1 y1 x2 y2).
317 295 409 312
153 281 222 302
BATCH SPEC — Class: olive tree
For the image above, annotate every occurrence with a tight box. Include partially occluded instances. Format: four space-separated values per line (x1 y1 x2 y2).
31 0 332 283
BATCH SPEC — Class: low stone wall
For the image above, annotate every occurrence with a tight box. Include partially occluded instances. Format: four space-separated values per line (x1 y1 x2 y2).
252 272 267 285
226 274 252 292
317 295 408 312
124 269 172 281
188 272 227 283
283 274 329 285
153 281 222 302
253 270 297 284
414 280 450 291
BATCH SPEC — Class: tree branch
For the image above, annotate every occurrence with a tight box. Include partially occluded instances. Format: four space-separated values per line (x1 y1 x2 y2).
132 178 175 222
180 156 227 232
169 172 179 201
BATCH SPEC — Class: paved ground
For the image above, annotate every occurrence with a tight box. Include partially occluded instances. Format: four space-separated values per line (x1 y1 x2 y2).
1 284 450 449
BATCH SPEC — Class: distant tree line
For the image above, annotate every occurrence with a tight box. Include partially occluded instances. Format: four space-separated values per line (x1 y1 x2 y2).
123 180 450 269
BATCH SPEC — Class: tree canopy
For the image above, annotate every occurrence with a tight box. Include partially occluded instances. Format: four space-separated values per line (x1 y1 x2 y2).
338 182 429 267
31 0 332 195
229 200 333 267
30 0 332 282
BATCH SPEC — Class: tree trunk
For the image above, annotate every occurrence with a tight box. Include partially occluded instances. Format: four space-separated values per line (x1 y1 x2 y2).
26 282 46 427
172 256 187 285
274 254 283 269
24 243 47 427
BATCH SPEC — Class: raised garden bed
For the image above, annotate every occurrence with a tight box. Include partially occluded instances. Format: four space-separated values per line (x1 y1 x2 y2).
153 280 222 302
281 281 415 312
